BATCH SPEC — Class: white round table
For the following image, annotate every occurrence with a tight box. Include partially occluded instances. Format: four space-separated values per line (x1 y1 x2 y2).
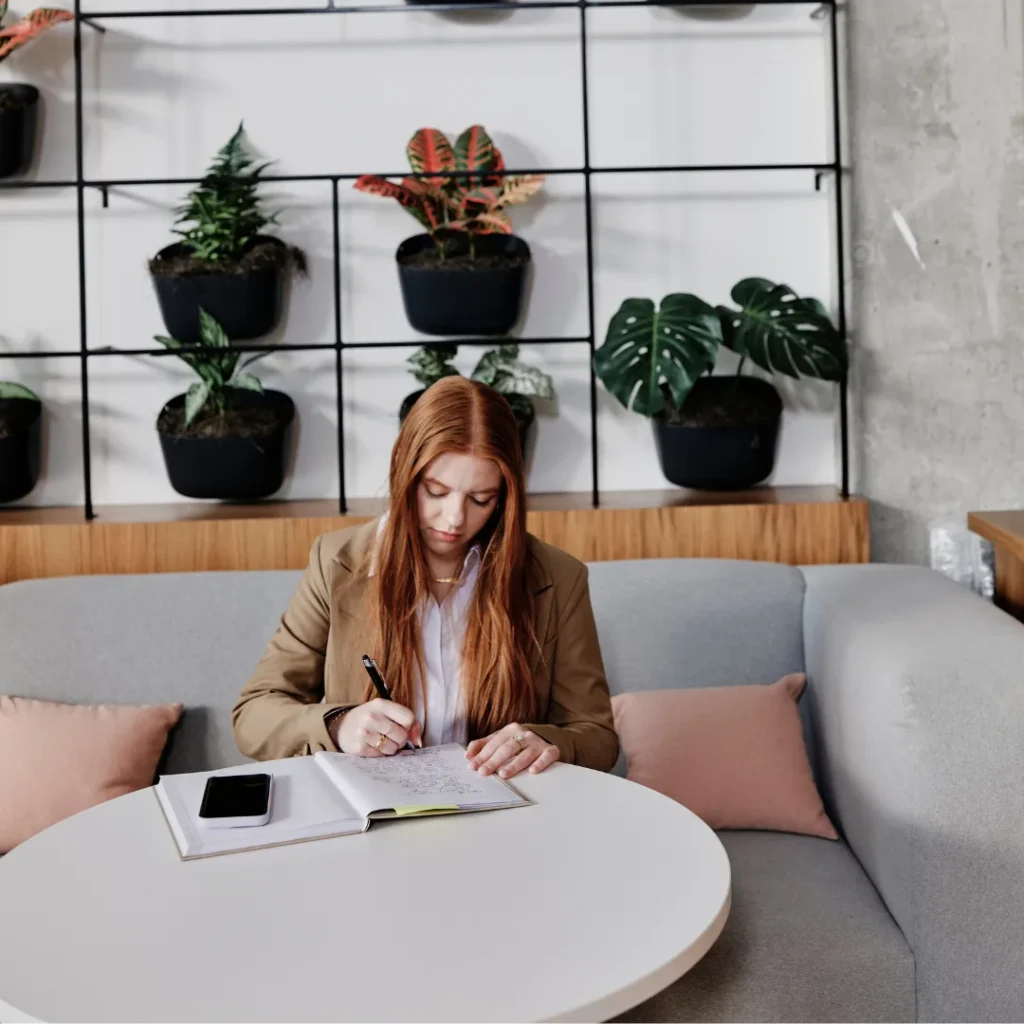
0 762 730 1023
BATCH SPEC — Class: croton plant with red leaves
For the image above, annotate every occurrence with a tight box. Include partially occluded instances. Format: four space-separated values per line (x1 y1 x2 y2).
355 125 544 259
0 1 73 63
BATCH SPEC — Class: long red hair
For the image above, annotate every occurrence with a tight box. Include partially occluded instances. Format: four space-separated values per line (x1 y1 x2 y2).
364 375 540 738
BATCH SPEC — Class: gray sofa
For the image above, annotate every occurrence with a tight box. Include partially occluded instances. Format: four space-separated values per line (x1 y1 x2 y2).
2 558 1023 1023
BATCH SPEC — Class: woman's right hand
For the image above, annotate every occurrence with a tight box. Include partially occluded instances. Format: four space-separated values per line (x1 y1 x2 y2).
334 698 422 756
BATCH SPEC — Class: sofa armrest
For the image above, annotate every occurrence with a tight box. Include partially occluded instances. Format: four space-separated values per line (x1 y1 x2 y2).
801 564 1024 1022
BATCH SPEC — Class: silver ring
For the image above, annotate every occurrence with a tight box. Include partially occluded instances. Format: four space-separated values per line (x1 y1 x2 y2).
511 733 526 746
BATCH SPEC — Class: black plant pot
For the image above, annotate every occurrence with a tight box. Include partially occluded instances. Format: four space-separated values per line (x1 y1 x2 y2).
150 235 287 344
0 85 40 180
397 234 530 336
157 389 295 500
399 387 532 453
652 376 783 490
0 397 43 503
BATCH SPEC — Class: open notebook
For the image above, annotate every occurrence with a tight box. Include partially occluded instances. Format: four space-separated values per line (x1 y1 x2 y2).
154 743 530 860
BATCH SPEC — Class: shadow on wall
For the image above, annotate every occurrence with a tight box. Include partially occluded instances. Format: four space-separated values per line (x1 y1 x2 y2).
869 501 932 566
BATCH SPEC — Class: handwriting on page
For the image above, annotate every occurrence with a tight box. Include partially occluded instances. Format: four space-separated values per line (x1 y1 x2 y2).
344 747 487 798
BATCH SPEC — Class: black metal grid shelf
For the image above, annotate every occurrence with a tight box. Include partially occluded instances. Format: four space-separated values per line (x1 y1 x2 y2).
0 0 847 521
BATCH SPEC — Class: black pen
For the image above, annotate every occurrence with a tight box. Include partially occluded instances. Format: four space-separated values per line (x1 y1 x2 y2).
361 654 417 750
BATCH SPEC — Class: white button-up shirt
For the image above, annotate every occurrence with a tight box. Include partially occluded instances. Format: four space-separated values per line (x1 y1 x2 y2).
417 545 480 747
369 518 480 747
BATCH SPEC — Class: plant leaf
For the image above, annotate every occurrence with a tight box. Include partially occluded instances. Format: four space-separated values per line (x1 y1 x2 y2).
407 343 460 388
593 294 721 416
184 381 211 426
0 7 73 61
471 343 554 400
454 125 501 189
198 308 230 348
406 128 456 186
354 174 444 232
718 277 846 381
239 350 272 370
229 372 263 393
154 333 203 375
500 174 544 206
0 381 38 400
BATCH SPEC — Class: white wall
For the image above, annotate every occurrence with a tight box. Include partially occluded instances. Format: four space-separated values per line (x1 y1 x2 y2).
0 0 840 507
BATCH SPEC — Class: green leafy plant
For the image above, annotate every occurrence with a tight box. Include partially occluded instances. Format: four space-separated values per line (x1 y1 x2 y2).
0 381 38 400
171 122 276 263
594 277 846 418
354 125 544 261
0 2 72 64
154 308 269 426
403 342 554 423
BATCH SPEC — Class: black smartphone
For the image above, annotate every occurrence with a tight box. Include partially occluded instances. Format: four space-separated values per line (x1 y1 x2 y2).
198 773 273 828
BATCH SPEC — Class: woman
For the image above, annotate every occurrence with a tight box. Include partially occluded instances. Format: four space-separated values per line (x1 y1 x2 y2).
232 375 618 778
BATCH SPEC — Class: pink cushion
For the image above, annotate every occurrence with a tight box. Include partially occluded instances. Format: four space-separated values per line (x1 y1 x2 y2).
611 674 837 840
0 695 183 853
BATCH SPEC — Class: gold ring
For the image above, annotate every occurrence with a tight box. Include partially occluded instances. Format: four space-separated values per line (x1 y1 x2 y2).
375 732 388 752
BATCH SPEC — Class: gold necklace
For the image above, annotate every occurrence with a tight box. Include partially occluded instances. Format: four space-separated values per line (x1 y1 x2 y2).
435 575 460 584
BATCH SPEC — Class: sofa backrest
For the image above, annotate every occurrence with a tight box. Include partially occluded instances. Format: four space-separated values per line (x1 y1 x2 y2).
0 571 301 774
588 558 806 693
0 558 809 776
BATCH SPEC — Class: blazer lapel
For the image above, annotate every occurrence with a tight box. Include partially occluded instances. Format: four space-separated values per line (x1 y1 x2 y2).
528 539 556 674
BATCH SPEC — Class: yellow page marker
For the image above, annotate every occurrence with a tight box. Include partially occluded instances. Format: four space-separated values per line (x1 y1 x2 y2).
390 805 460 817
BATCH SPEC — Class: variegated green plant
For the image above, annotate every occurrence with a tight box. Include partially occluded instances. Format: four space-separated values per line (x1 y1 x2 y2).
402 341 554 425
354 125 544 260
594 278 846 418
470 343 554 401
154 308 269 426
0 2 73 63
0 381 38 400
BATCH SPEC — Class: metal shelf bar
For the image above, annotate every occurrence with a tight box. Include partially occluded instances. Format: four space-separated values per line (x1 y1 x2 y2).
80 0 833 20
827 2 849 498
37 162 834 191
73 0 95 520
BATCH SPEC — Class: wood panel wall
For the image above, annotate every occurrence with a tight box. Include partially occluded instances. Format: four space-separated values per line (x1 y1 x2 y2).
0 487 869 584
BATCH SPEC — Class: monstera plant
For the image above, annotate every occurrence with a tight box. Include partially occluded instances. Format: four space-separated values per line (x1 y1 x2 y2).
355 125 544 336
152 308 295 501
399 341 554 454
594 277 846 490
0 379 42 502
148 123 306 345
0 2 73 178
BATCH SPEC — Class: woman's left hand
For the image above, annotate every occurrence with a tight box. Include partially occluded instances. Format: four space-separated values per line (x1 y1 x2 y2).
465 724 560 780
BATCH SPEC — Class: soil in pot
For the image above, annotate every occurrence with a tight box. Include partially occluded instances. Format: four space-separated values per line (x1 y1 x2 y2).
157 388 294 501
0 397 43 502
149 235 297 344
399 386 532 454
397 233 530 336
0 85 40 180
653 375 783 490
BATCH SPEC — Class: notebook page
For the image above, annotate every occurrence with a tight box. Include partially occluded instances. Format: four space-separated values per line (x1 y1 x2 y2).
315 743 527 819
157 756 365 858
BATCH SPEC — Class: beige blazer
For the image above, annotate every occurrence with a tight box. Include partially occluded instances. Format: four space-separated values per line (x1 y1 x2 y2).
231 520 619 772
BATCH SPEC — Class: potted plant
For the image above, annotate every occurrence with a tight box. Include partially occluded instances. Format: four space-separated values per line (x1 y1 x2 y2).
0 379 41 501
153 308 295 500
354 125 543 336
399 341 554 453
593 277 846 490
0 2 73 179
149 122 305 345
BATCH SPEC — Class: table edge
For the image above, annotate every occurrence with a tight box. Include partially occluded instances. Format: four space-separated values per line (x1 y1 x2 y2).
546 884 732 1023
